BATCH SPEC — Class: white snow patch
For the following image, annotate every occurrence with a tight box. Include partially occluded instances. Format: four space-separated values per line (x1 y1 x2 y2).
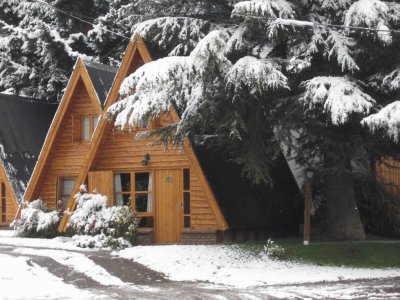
0 235 87 251
0 253 101 299
116 245 400 288
0 230 16 237
14 248 125 286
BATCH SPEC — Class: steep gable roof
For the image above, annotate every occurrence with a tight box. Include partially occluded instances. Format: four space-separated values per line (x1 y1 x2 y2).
0 93 57 201
24 58 113 201
83 60 118 107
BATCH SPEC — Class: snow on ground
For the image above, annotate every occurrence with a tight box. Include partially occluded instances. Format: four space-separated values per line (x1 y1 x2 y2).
0 230 17 237
116 245 400 288
0 253 103 300
0 230 88 251
14 248 125 286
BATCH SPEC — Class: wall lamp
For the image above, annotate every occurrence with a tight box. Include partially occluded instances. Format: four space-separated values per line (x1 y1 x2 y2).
142 153 151 166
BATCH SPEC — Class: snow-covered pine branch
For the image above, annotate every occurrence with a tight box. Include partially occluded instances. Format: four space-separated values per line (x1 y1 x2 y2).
225 56 289 99
108 31 231 130
301 77 376 125
344 0 392 44
383 68 400 91
362 101 400 141
326 30 359 72
232 0 296 19
317 0 353 12
132 17 218 56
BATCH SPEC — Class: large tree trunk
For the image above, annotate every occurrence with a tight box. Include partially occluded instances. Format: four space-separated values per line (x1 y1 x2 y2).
325 172 366 240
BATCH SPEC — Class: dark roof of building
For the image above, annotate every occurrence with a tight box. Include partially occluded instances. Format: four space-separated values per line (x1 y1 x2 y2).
194 146 303 235
0 93 57 201
83 60 118 107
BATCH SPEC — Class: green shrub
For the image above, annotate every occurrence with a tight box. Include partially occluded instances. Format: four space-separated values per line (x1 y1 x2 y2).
68 191 140 248
13 199 59 238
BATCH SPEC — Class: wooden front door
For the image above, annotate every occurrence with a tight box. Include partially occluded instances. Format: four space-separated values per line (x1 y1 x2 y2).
155 169 181 243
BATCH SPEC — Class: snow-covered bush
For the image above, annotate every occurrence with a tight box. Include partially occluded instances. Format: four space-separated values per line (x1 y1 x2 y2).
263 238 287 260
13 200 59 238
72 234 130 249
68 191 139 248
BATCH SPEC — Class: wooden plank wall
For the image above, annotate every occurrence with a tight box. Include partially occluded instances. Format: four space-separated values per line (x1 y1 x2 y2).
31 80 100 209
90 120 220 230
0 164 18 224
376 157 400 196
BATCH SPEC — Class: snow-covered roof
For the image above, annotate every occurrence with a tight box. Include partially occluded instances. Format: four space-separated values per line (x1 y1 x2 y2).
0 93 57 201
82 60 118 107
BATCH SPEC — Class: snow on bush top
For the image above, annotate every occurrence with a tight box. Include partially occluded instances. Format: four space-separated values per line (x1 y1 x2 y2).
232 0 296 19
14 199 59 237
362 101 400 141
68 193 110 234
301 77 376 125
344 0 392 44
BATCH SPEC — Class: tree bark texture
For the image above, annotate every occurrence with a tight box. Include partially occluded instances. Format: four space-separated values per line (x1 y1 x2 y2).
325 172 366 240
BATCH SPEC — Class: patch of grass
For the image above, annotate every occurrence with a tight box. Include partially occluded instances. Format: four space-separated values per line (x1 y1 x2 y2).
239 237 400 268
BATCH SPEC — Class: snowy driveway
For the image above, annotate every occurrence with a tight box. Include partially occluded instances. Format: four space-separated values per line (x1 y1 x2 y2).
0 234 400 299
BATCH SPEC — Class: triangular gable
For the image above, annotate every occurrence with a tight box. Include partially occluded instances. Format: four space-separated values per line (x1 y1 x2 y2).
24 58 104 201
58 36 228 231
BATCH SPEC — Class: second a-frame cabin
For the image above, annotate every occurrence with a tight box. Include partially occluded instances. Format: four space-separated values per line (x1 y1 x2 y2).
24 59 117 210
54 36 301 244
0 93 57 225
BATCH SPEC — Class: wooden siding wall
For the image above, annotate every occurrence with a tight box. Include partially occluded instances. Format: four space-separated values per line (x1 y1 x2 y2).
0 164 18 224
376 157 400 196
90 121 220 230
31 80 100 208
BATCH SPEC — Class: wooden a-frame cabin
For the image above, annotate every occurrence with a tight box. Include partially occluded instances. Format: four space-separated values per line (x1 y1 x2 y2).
0 94 57 225
24 58 118 210
21 35 299 244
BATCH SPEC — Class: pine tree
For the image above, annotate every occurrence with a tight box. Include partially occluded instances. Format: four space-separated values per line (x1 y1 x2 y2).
108 0 400 240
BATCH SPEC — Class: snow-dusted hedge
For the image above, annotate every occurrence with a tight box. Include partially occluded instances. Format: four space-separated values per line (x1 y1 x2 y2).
67 191 139 248
13 200 60 238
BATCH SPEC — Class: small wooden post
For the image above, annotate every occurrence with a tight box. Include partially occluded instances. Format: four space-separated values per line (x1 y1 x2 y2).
303 179 312 245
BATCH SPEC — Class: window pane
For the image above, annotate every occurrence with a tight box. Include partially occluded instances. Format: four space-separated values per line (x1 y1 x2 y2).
114 173 130 192
184 216 191 228
63 179 75 196
93 115 100 130
115 194 130 206
139 217 154 228
183 169 190 190
135 173 150 191
135 194 152 212
184 192 190 214
82 116 90 141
